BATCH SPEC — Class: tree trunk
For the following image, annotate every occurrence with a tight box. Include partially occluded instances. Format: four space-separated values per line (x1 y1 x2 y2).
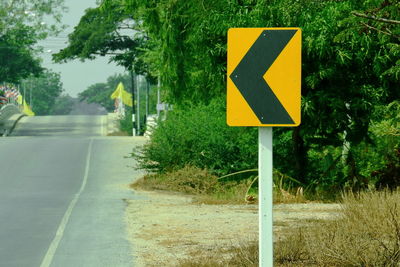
292 127 307 183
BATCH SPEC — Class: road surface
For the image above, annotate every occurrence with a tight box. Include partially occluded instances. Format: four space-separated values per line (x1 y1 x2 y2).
0 115 145 266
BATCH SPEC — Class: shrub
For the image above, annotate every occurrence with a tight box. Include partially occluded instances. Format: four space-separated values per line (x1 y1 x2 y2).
178 190 400 266
133 98 400 195
119 110 133 135
133 166 219 195
131 166 251 204
368 101 400 189
133 98 258 175
306 190 400 266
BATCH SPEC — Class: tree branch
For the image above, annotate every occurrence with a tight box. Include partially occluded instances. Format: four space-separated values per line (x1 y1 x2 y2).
352 11 400 25
93 52 124 56
360 22 400 39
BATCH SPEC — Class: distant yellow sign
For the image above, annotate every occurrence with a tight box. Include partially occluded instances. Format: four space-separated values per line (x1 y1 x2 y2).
227 28 301 127
23 99 35 116
110 82 133 107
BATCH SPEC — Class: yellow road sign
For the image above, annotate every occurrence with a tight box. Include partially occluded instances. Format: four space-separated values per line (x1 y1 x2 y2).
227 28 301 127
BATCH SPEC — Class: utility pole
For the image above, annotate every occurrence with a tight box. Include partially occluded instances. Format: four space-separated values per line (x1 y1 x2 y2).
136 75 140 135
23 82 26 106
29 79 32 109
157 76 161 118
130 70 136 136
145 78 149 120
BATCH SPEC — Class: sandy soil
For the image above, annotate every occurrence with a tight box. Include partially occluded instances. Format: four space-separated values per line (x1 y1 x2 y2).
124 190 340 267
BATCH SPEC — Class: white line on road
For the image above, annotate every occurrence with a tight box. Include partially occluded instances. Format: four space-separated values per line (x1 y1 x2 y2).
40 138 94 267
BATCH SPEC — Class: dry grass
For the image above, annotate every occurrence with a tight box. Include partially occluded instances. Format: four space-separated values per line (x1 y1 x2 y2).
132 166 218 194
273 187 307 204
178 242 258 267
131 166 250 204
306 189 400 266
177 236 314 267
176 189 400 266
132 166 310 204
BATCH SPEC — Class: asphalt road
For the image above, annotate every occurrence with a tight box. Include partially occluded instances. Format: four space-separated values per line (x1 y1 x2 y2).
11 115 107 137
0 115 145 267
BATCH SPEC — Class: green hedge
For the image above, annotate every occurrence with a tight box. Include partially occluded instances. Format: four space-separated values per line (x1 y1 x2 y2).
133 99 258 175
133 99 400 195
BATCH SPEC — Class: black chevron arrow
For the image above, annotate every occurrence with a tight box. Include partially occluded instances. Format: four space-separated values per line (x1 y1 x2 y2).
230 30 297 124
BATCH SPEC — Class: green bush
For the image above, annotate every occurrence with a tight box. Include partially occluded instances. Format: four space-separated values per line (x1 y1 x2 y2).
133 99 258 175
306 101 400 194
133 98 400 196
361 101 400 189
119 110 133 135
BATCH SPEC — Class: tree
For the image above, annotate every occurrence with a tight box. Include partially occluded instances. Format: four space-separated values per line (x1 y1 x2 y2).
52 3 148 74
89 0 399 191
236 0 398 187
0 0 65 36
350 0 400 86
21 70 64 115
0 0 66 82
79 73 132 112
0 26 43 83
351 0 400 38
125 0 398 184
50 94 74 115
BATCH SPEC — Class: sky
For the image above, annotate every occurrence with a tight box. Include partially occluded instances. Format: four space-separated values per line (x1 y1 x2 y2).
38 0 125 97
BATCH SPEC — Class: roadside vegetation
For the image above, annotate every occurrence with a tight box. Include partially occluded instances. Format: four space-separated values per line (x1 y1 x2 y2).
116 0 397 201
132 166 251 204
79 74 134 113
132 166 306 204
178 190 400 266
79 73 159 135
132 97 399 202
54 0 399 200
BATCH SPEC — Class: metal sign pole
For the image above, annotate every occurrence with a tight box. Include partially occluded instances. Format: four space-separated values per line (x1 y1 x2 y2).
259 126 273 267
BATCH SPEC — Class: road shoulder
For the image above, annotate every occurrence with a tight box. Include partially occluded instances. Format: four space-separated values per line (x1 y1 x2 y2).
125 189 340 266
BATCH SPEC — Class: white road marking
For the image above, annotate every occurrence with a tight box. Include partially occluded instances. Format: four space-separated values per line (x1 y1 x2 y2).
40 138 94 267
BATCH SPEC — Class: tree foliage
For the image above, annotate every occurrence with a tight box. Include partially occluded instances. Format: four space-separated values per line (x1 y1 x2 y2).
50 94 74 115
21 70 64 115
52 2 148 74
0 26 43 83
103 0 398 185
0 0 66 82
0 0 65 34
79 73 133 112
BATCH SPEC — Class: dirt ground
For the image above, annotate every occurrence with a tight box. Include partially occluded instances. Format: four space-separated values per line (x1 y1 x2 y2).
124 190 340 267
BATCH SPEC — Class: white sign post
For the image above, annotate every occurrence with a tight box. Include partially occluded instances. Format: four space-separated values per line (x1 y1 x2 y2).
259 127 273 267
227 28 301 267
